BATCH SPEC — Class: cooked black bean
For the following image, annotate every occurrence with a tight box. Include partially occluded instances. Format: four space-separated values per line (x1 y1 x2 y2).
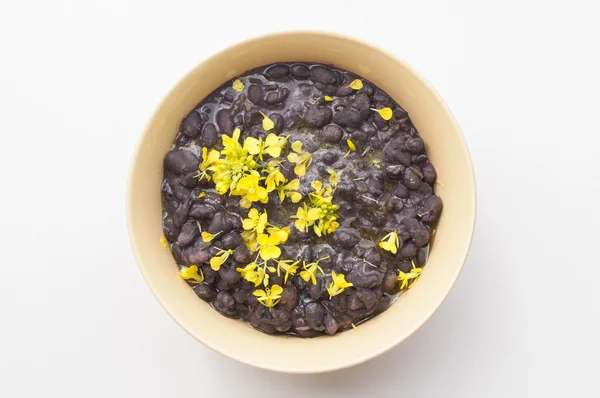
164 149 199 175
161 62 441 337
320 125 343 143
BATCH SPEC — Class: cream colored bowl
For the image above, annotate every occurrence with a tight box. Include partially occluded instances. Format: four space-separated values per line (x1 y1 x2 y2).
126 32 476 373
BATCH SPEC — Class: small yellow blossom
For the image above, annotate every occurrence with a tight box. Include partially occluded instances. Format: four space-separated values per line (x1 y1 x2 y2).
287 140 312 176
232 79 244 92
179 265 204 284
256 233 282 261
234 173 268 207
198 192 206 198
276 259 300 283
291 203 322 232
323 95 333 102
397 261 423 289
327 271 353 298
344 139 356 157
253 284 283 308
327 169 339 188
299 259 326 285
160 236 169 250
236 262 266 287
201 231 221 242
209 249 233 271
244 133 285 160
260 111 275 131
197 147 220 181
348 79 363 90
242 208 268 235
267 226 290 244
275 178 302 203
370 107 393 121
264 162 286 192
220 128 245 158
379 231 400 254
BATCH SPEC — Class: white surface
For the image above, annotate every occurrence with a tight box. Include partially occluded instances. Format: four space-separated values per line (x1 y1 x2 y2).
1 0 599 396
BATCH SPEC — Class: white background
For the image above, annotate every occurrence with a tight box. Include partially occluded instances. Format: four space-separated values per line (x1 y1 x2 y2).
1 0 599 396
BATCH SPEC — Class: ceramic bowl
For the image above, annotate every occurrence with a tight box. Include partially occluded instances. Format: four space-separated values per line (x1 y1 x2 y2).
127 31 476 373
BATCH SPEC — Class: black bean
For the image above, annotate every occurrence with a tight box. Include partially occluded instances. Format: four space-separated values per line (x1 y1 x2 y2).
220 231 242 249
324 313 339 335
162 216 180 241
321 151 338 165
310 66 336 85
333 228 360 249
164 149 199 175
213 292 237 317
233 246 251 264
189 204 216 219
422 195 443 223
385 164 405 180
421 163 437 185
357 288 377 311
395 183 410 199
404 168 422 189
180 111 203 138
216 109 234 134
207 212 232 234
264 64 290 80
264 88 289 105
279 285 300 310
320 125 343 143
202 265 218 283
304 106 333 127
382 270 398 293
406 137 425 153
173 198 192 227
247 84 262 105
291 64 310 78
333 109 362 128
177 220 200 248
399 242 417 258
347 292 363 310
219 266 242 285
184 246 210 265
304 301 326 329
194 284 217 301
346 264 384 289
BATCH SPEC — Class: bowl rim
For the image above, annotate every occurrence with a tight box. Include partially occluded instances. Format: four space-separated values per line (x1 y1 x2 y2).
126 30 477 373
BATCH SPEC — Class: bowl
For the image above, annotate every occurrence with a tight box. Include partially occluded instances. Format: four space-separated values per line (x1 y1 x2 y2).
126 31 476 373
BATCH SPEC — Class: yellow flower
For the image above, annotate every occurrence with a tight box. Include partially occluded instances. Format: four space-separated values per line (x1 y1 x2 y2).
379 231 400 254
232 79 244 92
197 147 220 181
397 261 423 289
348 79 363 90
299 259 325 285
345 139 356 157
242 208 268 235
244 133 284 160
275 178 302 203
287 140 312 176
179 265 204 284
234 173 268 207
160 236 169 250
236 262 266 287
256 233 282 261
201 231 222 242
264 162 286 192
370 107 393 121
327 271 353 298
209 249 233 271
253 284 283 308
291 203 322 232
267 226 290 244
221 128 245 158
260 111 275 131
276 259 300 283
327 169 339 188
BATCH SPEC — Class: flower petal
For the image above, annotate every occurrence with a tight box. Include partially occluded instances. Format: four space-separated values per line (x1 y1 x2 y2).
291 140 303 153
348 79 363 90
232 79 244 92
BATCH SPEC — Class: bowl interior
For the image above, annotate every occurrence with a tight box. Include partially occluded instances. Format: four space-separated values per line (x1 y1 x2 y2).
127 32 475 373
